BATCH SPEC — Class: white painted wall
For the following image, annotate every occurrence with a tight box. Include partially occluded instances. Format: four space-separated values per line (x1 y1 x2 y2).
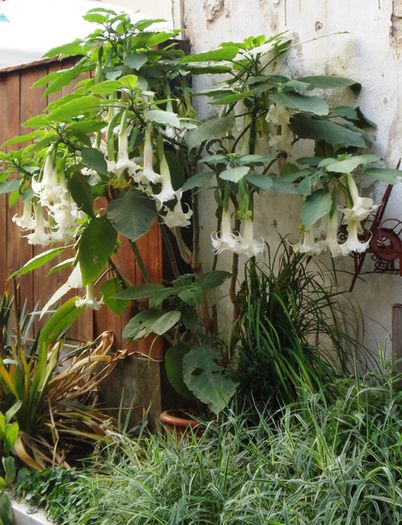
99 0 173 22
182 0 402 354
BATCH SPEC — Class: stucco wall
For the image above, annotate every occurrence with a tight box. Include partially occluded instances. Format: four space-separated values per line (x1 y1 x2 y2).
99 0 173 22
180 0 402 354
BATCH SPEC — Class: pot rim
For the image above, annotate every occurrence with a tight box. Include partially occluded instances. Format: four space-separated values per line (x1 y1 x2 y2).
160 408 199 427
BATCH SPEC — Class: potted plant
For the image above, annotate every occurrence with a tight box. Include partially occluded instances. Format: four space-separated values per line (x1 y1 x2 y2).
1 9 400 423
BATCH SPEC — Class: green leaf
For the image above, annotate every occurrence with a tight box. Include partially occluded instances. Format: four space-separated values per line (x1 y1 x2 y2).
81 147 108 177
23 114 50 129
219 166 250 183
238 154 276 165
180 46 239 63
2 457 16 482
301 190 332 228
45 39 88 59
364 168 402 184
187 117 234 149
271 93 329 116
0 493 14 525
145 109 180 128
5 401 21 424
4 422 18 453
107 190 157 242
11 247 65 278
117 283 166 301
183 346 238 415
78 218 117 285
298 75 361 93
123 309 180 340
100 279 129 315
68 173 95 217
90 80 121 95
290 114 366 148
49 95 100 122
165 343 195 401
0 179 20 194
119 74 138 90
182 172 214 191
325 155 379 174
124 53 148 70
2 131 39 147
246 174 274 190
196 271 231 290
38 297 85 349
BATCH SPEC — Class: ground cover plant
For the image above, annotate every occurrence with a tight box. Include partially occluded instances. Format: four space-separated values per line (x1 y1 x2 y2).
15 364 402 524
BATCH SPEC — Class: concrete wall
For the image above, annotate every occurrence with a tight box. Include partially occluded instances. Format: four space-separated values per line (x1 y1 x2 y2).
99 0 173 22
180 0 402 354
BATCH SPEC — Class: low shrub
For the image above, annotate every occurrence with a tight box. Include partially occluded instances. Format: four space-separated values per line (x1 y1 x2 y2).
16 366 402 524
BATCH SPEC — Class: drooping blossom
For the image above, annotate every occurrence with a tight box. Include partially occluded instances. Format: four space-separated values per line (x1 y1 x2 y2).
266 103 294 152
154 147 176 207
234 218 264 257
26 205 51 247
41 263 82 318
142 124 161 184
114 111 138 179
163 191 192 229
320 212 343 257
341 220 370 256
211 207 238 254
341 173 377 222
32 147 60 207
76 283 103 311
293 228 322 255
12 199 34 230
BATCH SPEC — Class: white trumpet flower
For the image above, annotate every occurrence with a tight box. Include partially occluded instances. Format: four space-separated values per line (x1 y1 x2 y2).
26 205 51 247
266 103 294 152
163 191 192 228
115 125 138 177
76 283 103 311
12 199 34 230
211 207 238 254
293 228 322 255
234 218 264 258
341 220 370 255
321 213 342 257
142 125 161 184
154 149 176 206
341 173 378 222
32 147 60 207
40 263 83 318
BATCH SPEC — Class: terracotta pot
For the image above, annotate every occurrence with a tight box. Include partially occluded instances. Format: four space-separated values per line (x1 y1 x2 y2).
159 409 200 437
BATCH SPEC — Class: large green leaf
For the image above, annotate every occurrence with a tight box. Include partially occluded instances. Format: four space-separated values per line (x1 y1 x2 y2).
219 166 250 183
100 278 129 315
165 343 195 401
117 283 166 301
196 271 231 290
182 172 214 191
301 190 332 228
123 309 180 340
90 80 121 95
325 155 379 174
124 53 148 70
271 93 329 116
364 168 402 184
183 346 238 415
107 190 157 242
290 114 366 148
0 492 14 525
38 297 85 349
298 75 361 93
68 173 95 217
246 174 274 190
0 179 20 194
81 147 108 177
145 110 180 128
187 117 234 149
11 247 65 278
180 46 239 63
78 218 117 285
49 95 100 122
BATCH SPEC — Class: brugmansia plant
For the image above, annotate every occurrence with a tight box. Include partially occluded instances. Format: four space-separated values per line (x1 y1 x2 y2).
0 9 400 414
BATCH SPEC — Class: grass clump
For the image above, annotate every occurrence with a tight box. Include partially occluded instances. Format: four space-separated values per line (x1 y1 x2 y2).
16 366 402 525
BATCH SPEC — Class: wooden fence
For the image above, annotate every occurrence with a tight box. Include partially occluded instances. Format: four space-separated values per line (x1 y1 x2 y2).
0 58 163 358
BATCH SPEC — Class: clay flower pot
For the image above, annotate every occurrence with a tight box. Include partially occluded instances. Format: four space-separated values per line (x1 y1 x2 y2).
159 409 200 438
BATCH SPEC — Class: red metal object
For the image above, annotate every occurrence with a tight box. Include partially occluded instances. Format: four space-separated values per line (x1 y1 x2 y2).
349 160 402 290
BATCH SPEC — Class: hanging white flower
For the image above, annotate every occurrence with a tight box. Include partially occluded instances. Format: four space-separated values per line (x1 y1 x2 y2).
154 148 176 206
293 228 322 255
25 205 51 247
234 218 264 258
320 212 343 257
40 263 83 318
32 146 60 207
114 111 138 177
163 191 192 228
341 220 370 255
211 207 238 254
341 173 377 222
12 199 34 230
142 124 161 184
266 103 294 152
76 283 103 311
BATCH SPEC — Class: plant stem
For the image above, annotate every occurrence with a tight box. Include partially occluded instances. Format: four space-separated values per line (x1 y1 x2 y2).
161 225 180 279
130 241 152 283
